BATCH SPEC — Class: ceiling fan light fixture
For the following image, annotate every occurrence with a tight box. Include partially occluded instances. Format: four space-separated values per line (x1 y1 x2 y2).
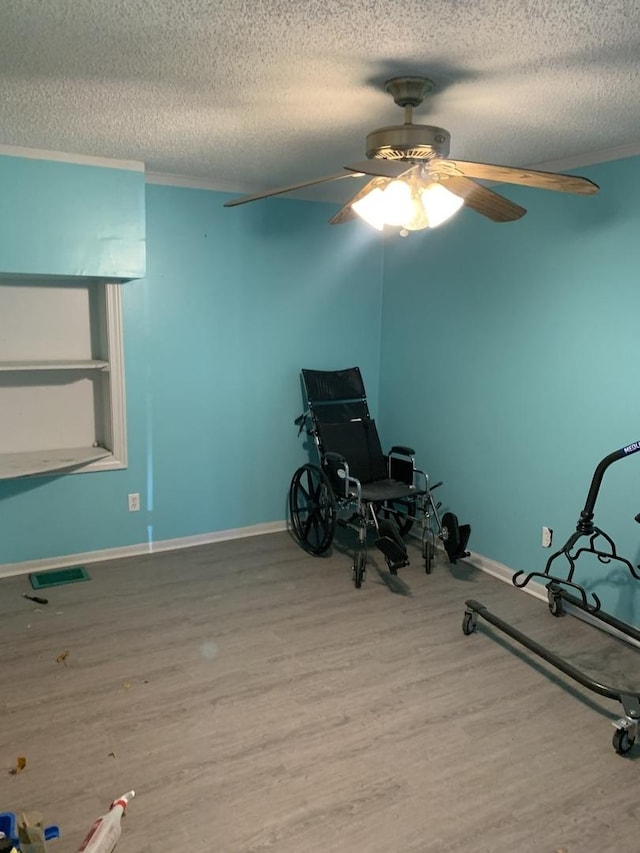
419 182 464 228
352 178 464 232
353 179 423 231
380 180 414 226
351 187 386 231
400 185 430 232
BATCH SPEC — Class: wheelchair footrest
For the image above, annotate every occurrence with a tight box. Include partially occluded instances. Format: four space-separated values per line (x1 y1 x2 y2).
442 514 471 564
375 536 409 571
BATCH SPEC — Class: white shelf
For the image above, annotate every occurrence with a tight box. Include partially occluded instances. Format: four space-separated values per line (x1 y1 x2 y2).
0 446 112 479
0 359 108 371
0 281 127 475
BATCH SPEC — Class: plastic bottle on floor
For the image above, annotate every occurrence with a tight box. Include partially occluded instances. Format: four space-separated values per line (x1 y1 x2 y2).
77 791 135 853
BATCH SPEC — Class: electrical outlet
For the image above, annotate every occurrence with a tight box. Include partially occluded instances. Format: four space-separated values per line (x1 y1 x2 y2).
128 493 140 512
542 526 553 548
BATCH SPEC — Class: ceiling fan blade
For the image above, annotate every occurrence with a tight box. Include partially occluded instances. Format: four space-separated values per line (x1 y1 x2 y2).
431 160 599 195
344 160 419 180
443 176 526 222
329 177 389 225
223 171 363 207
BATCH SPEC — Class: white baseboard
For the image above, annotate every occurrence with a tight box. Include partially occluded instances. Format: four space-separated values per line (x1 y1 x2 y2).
0 520 288 580
462 549 548 602
410 530 549 602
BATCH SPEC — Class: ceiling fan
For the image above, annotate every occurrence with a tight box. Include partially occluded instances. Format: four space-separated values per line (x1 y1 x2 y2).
224 76 599 232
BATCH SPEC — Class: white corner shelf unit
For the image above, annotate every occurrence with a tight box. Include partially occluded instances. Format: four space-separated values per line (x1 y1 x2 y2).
0 278 127 479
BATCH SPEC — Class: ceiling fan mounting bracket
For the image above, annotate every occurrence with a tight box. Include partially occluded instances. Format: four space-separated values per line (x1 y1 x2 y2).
368 76 449 160
384 76 434 108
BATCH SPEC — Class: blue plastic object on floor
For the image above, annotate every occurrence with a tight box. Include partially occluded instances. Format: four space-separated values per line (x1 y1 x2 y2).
0 813 16 843
0 811 60 847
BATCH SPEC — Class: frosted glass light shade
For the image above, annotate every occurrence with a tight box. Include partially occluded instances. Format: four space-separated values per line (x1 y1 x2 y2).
352 187 386 230
352 178 464 232
420 182 464 228
380 180 413 226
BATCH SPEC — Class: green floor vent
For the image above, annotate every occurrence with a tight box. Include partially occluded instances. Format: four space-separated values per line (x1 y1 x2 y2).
30 566 91 589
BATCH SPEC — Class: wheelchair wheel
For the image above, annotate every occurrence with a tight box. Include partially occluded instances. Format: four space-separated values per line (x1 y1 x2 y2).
289 464 336 555
353 550 366 588
423 534 435 574
381 498 416 537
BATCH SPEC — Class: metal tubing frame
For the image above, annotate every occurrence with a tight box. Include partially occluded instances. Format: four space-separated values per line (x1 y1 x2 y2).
464 598 640 735
547 583 640 645
462 442 640 749
511 440 640 632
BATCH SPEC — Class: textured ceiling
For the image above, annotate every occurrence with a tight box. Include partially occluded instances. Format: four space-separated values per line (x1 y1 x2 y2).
1 0 639 203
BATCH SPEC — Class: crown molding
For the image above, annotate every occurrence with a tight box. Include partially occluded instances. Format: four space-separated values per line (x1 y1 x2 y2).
0 144 144 171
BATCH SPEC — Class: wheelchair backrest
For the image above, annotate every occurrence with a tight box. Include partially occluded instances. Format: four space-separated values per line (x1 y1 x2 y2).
302 367 372 423
317 418 388 485
302 367 367 406
301 367 388 485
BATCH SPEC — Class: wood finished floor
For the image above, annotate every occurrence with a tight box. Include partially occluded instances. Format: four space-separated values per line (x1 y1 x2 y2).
2 531 640 852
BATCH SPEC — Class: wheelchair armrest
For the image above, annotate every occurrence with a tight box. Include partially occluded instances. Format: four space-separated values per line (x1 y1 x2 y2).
388 446 416 486
390 445 415 457
323 452 352 499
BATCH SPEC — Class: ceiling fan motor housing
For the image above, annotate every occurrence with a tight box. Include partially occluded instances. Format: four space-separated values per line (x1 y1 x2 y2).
366 124 451 161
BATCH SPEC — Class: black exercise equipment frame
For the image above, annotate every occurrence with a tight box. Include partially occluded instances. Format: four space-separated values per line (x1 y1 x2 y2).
462 440 640 755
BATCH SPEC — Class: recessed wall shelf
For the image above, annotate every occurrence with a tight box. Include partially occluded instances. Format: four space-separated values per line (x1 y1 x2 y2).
0 279 127 478
0 359 108 372
0 446 112 480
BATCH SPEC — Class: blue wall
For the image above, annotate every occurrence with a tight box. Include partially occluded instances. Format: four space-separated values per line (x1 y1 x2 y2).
0 155 145 279
0 183 383 564
4 152 640 626
379 156 640 621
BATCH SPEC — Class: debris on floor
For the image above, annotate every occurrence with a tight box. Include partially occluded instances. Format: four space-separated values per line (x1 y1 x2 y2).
22 594 48 605
55 651 69 666
8 757 26 776
18 812 47 853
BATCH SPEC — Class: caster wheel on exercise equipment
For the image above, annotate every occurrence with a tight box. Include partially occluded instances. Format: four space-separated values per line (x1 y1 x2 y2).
547 584 565 617
612 727 635 755
548 595 564 617
462 611 477 636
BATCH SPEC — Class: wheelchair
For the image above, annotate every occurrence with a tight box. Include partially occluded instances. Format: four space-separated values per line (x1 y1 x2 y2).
288 367 471 588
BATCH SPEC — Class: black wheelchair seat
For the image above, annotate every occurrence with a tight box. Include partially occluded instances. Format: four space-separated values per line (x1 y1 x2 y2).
316 417 423 502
